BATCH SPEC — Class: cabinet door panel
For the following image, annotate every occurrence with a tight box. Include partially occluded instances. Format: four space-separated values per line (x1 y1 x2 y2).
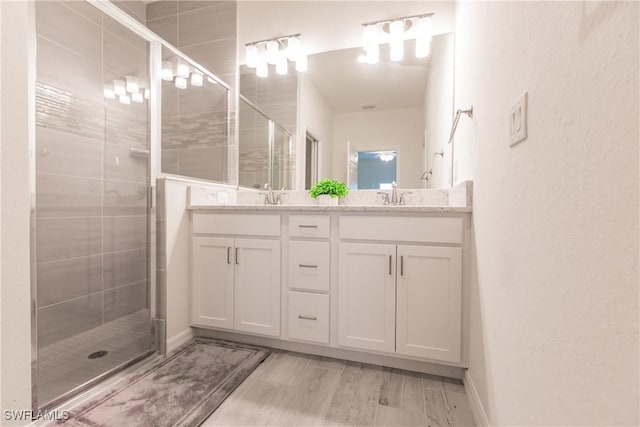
338 243 396 353
191 236 234 329
234 239 281 337
396 245 462 362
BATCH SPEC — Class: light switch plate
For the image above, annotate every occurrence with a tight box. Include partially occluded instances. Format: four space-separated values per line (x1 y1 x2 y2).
510 91 528 147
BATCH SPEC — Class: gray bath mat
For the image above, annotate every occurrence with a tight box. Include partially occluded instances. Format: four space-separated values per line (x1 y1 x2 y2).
55 337 270 427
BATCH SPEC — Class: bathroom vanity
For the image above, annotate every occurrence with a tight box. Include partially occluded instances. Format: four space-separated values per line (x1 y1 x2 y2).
188 196 472 373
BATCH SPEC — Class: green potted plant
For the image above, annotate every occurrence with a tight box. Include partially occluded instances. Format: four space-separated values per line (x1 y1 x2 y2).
309 178 349 206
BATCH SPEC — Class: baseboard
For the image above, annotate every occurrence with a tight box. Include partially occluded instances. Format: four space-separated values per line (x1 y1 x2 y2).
166 328 194 354
464 370 490 427
193 327 464 379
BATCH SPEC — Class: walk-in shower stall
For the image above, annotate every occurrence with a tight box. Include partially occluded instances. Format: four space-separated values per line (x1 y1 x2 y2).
30 0 232 410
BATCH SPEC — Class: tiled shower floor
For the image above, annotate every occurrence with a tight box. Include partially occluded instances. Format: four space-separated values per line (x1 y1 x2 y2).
37 309 154 406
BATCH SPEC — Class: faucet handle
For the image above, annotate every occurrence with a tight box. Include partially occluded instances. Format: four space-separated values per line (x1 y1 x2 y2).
399 192 412 205
377 192 390 205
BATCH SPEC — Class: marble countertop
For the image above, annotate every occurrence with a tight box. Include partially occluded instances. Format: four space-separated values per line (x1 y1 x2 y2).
187 204 472 213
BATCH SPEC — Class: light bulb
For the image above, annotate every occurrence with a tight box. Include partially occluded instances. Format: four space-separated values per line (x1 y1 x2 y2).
174 76 187 89
363 24 378 52
103 84 115 99
275 55 288 75
119 94 131 105
191 72 204 87
285 37 300 61
366 44 379 64
131 92 144 103
256 61 268 78
390 20 404 61
125 76 139 93
245 44 258 68
113 79 126 96
295 52 308 72
266 40 279 65
390 41 404 61
415 16 433 58
172 57 189 78
161 61 173 81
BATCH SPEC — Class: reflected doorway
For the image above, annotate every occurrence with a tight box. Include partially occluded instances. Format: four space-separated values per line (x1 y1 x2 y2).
305 132 319 190
357 150 397 189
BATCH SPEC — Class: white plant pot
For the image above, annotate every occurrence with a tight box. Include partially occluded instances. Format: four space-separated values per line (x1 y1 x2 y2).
317 195 339 206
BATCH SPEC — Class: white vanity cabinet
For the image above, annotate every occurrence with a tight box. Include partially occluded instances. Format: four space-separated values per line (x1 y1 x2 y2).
338 216 464 363
190 208 470 370
191 214 281 337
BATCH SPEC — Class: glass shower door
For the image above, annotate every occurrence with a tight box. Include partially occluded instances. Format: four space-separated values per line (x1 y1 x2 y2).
34 0 154 408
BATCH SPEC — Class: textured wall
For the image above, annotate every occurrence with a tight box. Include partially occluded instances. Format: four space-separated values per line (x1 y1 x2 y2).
147 1 237 183
454 2 639 425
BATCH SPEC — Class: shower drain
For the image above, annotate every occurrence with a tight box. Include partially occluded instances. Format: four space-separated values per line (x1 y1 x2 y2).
88 350 108 359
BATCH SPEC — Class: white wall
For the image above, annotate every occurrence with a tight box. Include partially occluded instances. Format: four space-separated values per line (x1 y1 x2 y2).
0 1 33 422
332 108 424 189
424 32 455 189
161 178 237 348
297 74 334 188
455 1 639 425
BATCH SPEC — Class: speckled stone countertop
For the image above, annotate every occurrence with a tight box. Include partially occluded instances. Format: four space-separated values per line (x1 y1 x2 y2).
188 204 472 213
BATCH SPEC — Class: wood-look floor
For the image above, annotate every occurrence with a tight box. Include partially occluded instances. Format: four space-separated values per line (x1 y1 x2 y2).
203 350 475 427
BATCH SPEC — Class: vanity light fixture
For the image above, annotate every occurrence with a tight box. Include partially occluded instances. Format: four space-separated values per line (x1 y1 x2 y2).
245 34 307 78
125 76 139 93
131 91 144 103
360 13 434 64
113 79 126 96
103 84 116 99
118 94 131 105
174 76 187 90
161 61 174 81
191 71 204 87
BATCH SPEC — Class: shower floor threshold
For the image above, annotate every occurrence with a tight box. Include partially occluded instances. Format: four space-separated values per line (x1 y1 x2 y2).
37 309 155 408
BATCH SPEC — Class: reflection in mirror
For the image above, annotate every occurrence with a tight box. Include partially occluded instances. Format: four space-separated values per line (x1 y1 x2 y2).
301 33 454 189
238 97 295 189
357 150 398 190
160 45 230 182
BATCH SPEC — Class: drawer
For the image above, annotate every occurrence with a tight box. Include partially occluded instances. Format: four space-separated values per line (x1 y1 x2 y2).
339 216 462 244
193 213 280 236
288 291 329 344
288 241 330 292
289 215 330 238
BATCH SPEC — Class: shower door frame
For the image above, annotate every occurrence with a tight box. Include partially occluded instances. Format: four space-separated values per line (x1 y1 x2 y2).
28 0 184 412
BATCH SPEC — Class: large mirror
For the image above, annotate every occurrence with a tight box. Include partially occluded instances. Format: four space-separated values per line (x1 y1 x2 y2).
302 34 454 190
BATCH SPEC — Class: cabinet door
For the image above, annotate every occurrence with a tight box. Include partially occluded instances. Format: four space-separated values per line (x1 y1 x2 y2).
338 243 396 353
234 239 281 337
191 236 235 329
396 245 462 362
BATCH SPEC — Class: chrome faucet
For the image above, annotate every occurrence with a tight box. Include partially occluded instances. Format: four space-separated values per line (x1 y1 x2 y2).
377 181 411 205
261 183 283 205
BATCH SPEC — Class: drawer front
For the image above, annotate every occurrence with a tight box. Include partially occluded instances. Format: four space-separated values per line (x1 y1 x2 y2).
193 213 280 236
339 216 462 244
289 215 330 238
288 291 329 344
288 241 330 292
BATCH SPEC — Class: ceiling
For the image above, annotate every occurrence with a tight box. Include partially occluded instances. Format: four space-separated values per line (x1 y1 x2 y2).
306 39 431 113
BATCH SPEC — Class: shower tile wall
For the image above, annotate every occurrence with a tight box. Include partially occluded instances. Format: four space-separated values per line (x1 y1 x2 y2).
147 0 237 182
35 1 149 350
